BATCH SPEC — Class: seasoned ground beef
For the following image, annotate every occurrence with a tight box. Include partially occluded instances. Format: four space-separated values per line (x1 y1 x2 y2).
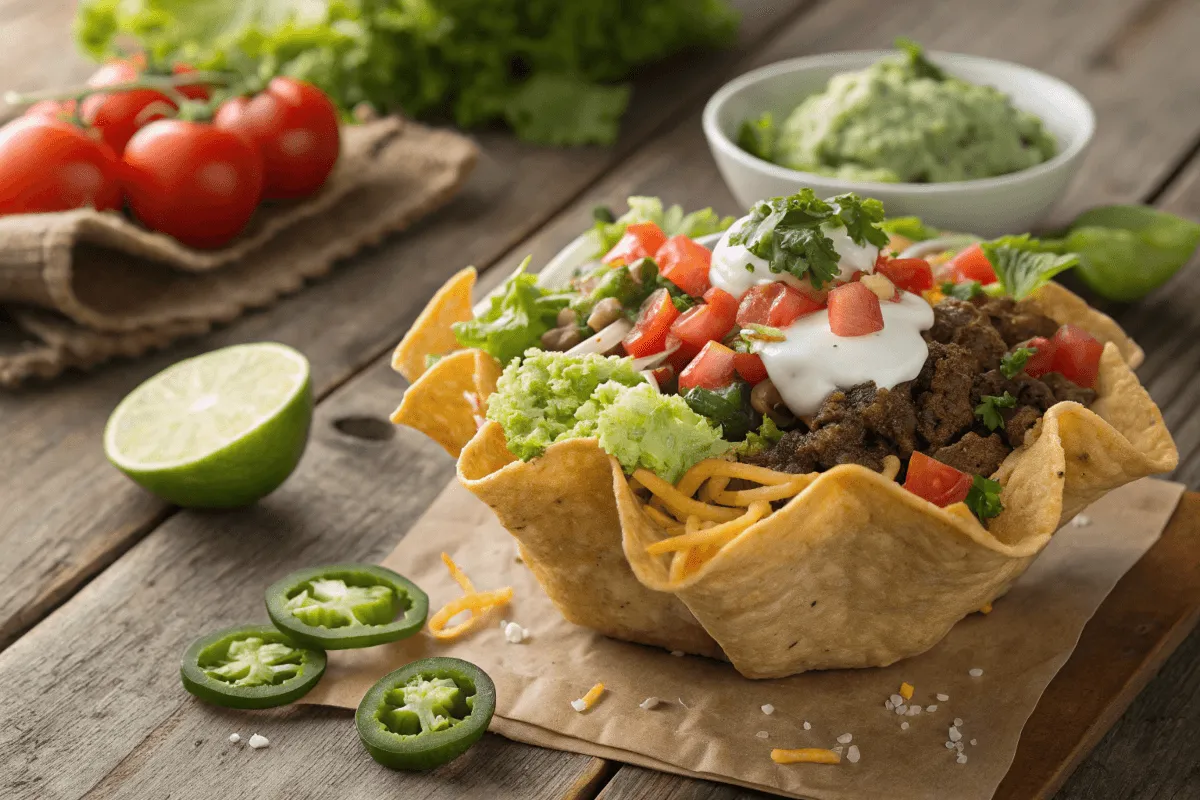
747 296 1096 479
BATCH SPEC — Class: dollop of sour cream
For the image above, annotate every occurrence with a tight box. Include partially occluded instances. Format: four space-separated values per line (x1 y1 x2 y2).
756 293 934 416
709 215 880 298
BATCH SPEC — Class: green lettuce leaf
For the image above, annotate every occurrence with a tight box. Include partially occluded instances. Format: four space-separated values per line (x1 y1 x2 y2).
980 235 1079 300
452 258 569 365
591 196 734 254
503 74 630 146
880 216 941 243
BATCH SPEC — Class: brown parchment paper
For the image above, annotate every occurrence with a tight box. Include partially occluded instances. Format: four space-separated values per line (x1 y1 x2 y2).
303 477 1184 800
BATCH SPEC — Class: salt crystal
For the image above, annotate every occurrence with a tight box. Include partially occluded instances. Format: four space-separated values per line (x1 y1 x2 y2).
503 622 527 644
907 705 921 716
228 733 241 744
895 704 908 715
953 717 964 727
949 726 963 742
570 699 587 712
836 733 852 744
846 745 860 764
756 731 769 739
926 705 938 712
969 668 984 677
945 741 955 749
761 704 775 715
803 721 812 730
885 699 894 711
957 754 968 764
639 697 660 710
248 734 269 750
900 722 909 731
890 694 905 707
936 693 949 702
1071 514 1091 528
970 739 977 746
954 742 965 753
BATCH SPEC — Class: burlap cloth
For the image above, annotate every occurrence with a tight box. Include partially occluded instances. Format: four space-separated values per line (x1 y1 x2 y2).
0 117 477 386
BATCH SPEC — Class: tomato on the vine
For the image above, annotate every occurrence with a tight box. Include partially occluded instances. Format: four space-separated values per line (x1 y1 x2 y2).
0 116 122 215
80 59 178 156
24 99 78 122
122 120 263 249
214 78 340 199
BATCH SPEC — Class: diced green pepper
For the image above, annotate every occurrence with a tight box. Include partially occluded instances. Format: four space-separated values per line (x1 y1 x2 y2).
683 382 756 441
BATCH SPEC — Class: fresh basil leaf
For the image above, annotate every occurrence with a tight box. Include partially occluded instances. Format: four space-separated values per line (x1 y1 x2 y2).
1000 347 1035 379
737 112 775 161
452 257 570 365
880 216 941 243
965 475 1004 520
895 37 946 81
980 236 1079 300
941 280 983 301
683 383 755 441
974 391 1017 431
1062 205 1200 302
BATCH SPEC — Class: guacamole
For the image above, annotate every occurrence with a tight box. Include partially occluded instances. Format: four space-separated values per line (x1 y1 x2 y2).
739 41 1056 183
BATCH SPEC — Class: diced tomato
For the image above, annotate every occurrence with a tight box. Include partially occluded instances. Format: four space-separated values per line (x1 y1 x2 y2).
732 352 768 385
875 257 934 293
656 235 712 296
602 221 667 266
828 282 884 337
904 451 973 507
622 288 680 358
678 341 737 391
736 283 783 326
1022 336 1056 378
665 334 701 373
1049 325 1104 388
768 284 825 328
669 291 738 353
948 243 998 285
649 364 676 390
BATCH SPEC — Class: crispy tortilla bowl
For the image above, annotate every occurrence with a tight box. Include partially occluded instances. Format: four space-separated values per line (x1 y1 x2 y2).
390 265 1176 679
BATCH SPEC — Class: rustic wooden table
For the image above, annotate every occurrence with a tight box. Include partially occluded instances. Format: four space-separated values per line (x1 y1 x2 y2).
2 1 1198 798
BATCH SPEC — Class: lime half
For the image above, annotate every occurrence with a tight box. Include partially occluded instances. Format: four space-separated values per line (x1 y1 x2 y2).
105 343 314 508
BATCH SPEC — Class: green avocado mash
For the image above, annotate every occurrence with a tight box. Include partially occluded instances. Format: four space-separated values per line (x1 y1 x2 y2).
741 41 1056 183
486 350 729 482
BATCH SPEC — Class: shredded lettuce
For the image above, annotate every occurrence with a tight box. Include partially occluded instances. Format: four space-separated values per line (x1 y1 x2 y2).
75 0 739 146
451 258 568 366
591 196 735 255
980 235 1079 301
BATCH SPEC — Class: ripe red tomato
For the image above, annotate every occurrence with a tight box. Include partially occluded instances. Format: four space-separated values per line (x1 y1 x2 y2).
678 341 737 391
0 117 122 215
171 63 211 101
122 120 263 249
875 257 934 293
948 243 998 285
655 235 712 296
214 78 340 200
904 452 973 507
669 288 738 353
1049 325 1104 388
732 352 768 384
80 59 177 156
622 288 681 358
768 284 824 328
602 222 667 266
1021 336 1056 378
24 99 78 122
665 334 702 373
828 282 884 336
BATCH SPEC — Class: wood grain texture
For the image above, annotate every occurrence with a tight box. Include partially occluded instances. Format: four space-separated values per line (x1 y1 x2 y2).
0 0 810 652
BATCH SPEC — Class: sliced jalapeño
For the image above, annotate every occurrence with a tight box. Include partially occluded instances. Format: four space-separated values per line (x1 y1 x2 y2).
356 657 496 770
265 563 429 650
180 624 326 709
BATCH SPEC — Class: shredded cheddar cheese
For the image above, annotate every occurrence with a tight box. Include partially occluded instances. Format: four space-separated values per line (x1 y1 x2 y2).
979 602 993 614
571 682 606 712
899 682 914 701
646 501 771 555
427 553 513 640
771 748 842 765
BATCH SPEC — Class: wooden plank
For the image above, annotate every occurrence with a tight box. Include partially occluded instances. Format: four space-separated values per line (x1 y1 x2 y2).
0 0 812 651
593 494 1200 800
0 358 610 800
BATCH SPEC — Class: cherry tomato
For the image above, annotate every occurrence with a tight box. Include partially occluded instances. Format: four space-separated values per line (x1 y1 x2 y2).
622 288 680 358
768 284 824 328
214 78 340 200
602 222 667 266
875 257 934 293
732 352 768 385
171 63 211 101
0 117 122 215
948 243 998 285
669 289 738 353
24 99 78 122
80 59 177 156
122 120 263 249
904 452 973 507
678 341 737 391
1049 325 1103 388
1021 336 1056 378
828 282 884 337
655 235 712 296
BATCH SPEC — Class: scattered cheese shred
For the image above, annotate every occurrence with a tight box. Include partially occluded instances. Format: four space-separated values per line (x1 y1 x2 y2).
427 553 513 641
899 682 914 700
771 748 841 765
646 501 771 555
979 602 993 614
572 682 606 713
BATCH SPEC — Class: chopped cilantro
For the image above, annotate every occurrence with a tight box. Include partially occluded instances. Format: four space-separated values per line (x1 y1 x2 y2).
965 475 1004 520
1000 347 1036 379
974 391 1017 431
941 280 983 300
832 194 889 249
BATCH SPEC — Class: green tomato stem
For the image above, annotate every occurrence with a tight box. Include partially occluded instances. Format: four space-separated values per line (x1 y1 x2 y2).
3 71 235 107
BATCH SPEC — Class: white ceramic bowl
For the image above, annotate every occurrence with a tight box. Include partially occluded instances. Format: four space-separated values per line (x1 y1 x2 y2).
703 51 1095 236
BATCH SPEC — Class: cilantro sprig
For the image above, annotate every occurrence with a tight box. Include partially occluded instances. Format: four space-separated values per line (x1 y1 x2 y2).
975 392 1017 431
728 190 888 289
965 475 1004 520
941 280 983 301
1000 347 1036 379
